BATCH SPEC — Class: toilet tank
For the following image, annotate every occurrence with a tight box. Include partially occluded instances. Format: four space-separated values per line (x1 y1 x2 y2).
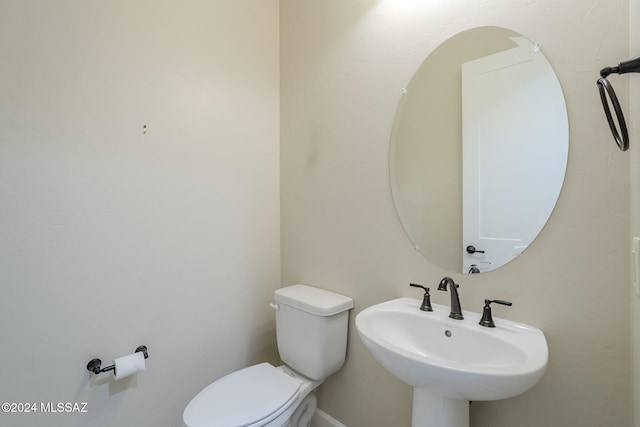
273 284 354 381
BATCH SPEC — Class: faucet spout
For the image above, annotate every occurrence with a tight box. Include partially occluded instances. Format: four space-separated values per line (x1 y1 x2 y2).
437 277 464 320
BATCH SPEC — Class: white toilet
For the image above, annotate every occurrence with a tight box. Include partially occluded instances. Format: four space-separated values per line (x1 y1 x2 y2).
183 284 354 427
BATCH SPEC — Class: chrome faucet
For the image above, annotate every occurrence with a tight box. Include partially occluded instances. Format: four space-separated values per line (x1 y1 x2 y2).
437 277 463 320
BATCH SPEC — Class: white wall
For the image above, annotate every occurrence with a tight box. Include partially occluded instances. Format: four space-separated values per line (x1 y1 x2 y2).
0 1 280 426
281 1 630 426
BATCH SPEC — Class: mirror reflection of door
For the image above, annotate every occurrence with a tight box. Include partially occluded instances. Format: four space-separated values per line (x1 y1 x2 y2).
461 37 568 273
389 27 569 274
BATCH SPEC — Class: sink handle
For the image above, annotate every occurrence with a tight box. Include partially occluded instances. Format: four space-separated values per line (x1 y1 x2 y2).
409 283 433 312
479 299 513 328
491 300 513 307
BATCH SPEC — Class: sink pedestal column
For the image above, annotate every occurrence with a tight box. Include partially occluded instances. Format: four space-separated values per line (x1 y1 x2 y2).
412 388 469 427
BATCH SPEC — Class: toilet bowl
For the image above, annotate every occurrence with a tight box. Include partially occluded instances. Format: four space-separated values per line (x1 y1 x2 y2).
183 285 353 427
183 363 322 427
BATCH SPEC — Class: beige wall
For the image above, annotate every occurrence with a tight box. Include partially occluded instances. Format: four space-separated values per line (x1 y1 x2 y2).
281 1 630 426
631 0 640 424
0 1 280 426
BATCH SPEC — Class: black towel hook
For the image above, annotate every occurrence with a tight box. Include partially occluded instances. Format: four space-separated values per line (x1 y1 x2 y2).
596 55 640 151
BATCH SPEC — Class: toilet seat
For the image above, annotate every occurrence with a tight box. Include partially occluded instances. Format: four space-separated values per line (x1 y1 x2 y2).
183 363 303 427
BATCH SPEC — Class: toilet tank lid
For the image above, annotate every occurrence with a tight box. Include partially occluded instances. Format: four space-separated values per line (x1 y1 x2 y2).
274 284 354 316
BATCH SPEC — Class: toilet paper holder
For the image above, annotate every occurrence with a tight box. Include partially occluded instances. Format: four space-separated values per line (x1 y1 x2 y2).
86 345 148 375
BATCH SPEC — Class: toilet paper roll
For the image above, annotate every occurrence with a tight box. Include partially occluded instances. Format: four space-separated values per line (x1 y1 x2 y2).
113 351 146 380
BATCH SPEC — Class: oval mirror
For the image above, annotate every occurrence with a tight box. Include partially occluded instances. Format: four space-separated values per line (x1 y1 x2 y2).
390 26 568 274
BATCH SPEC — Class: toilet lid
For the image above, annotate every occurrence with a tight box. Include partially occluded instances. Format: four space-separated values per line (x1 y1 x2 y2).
183 363 302 427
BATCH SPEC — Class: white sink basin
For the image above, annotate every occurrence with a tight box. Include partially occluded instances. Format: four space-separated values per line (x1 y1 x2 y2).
355 298 548 402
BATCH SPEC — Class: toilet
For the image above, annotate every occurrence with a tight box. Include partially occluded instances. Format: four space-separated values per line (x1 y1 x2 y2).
183 284 354 427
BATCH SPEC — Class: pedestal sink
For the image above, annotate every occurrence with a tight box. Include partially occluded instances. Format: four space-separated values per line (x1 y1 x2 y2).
355 298 548 427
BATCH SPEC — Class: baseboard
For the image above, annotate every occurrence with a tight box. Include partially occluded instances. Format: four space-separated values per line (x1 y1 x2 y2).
311 409 347 427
